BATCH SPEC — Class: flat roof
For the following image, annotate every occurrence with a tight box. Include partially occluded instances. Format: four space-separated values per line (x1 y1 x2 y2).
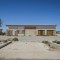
6 24 56 26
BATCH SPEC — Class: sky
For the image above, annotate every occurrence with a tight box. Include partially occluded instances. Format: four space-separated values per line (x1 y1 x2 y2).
0 0 60 31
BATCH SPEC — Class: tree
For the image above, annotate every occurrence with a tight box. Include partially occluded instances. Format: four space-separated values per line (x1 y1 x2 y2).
0 19 2 27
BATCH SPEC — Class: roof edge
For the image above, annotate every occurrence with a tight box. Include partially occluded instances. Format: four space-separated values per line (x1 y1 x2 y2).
6 24 57 26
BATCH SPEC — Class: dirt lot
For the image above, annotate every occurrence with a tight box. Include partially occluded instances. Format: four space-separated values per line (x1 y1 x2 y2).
0 41 60 59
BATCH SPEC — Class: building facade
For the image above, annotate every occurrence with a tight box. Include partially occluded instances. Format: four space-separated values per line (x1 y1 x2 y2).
6 25 56 36
0 29 2 34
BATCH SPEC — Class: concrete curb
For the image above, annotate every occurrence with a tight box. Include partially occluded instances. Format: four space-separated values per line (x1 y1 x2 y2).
0 41 12 49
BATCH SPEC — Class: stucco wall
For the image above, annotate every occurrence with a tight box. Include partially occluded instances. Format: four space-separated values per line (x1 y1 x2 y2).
6 25 56 36
25 29 36 36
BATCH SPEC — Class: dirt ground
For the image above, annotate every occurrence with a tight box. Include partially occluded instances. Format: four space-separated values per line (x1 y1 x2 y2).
0 41 60 59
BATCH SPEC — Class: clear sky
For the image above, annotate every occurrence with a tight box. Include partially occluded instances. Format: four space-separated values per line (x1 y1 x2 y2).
0 0 60 31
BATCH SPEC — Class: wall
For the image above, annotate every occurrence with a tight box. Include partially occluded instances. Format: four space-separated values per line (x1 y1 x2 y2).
6 25 56 36
25 29 36 36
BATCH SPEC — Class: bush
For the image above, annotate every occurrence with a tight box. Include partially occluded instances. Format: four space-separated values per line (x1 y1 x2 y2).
0 40 1 42
56 41 60 44
50 46 56 49
3 40 8 43
42 41 51 46
53 40 60 44
2 32 5 35
0 32 5 35
53 40 57 43
13 38 19 41
0 32 2 35
42 41 49 44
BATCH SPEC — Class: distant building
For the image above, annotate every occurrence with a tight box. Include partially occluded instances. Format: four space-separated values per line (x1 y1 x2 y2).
56 31 60 34
6 25 56 36
0 29 2 35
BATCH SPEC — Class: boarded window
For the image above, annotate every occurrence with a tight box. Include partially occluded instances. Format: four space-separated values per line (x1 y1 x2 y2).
47 30 54 36
38 30 45 36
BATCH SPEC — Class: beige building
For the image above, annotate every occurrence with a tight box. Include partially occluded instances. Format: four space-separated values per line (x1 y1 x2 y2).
6 25 56 36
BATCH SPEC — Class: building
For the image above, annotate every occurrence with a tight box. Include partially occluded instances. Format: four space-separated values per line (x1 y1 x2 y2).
0 29 2 35
6 25 56 36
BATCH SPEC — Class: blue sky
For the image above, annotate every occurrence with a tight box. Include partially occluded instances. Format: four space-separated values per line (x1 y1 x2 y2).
0 0 60 31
